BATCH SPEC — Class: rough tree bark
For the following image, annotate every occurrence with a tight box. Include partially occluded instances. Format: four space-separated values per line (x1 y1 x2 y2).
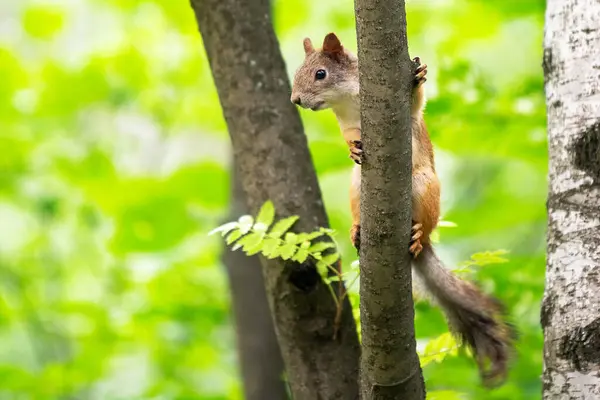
542 0 600 399
190 0 361 398
354 0 425 399
221 170 288 400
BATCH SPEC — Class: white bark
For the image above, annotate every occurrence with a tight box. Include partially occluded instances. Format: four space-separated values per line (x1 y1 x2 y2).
542 0 600 399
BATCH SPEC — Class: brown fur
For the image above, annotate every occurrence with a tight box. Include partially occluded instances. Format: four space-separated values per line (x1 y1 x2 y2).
322 33 345 59
291 32 516 387
414 245 517 386
290 36 359 114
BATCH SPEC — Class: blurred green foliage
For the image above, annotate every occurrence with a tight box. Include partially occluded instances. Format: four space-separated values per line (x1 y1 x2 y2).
0 0 546 399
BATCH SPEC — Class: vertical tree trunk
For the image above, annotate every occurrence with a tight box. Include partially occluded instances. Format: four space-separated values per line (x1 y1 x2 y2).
542 0 600 399
221 170 288 400
354 0 425 398
190 0 361 398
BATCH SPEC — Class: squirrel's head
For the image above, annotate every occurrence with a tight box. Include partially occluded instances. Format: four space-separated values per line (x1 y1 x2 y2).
290 32 358 111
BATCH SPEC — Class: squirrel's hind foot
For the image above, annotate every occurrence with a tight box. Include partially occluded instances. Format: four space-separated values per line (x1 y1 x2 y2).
409 222 424 258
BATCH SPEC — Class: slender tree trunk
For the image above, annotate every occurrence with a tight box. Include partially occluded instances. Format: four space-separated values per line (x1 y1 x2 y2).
542 0 600 399
190 0 361 398
221 170 288 400
354 0 425 399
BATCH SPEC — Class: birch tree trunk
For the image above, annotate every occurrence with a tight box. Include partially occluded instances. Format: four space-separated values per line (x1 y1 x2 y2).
542 0 600 399
354 0 425 398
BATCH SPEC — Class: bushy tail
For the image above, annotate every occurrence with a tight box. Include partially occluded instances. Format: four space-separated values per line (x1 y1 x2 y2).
412 243 517 387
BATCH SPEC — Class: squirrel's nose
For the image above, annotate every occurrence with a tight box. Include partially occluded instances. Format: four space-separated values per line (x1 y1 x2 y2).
291 96 302 106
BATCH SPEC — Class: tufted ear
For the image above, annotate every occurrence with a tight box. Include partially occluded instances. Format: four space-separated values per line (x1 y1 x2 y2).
322 32 344 60
303 38 315 55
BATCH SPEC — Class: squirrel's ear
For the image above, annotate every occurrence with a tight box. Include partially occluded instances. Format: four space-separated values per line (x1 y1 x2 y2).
322 32 344 60
303 38 315 55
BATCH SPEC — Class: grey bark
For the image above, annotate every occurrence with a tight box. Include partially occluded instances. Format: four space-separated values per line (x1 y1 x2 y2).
190 0 361 398
221 170 288 400
542 0 600 399
354 0 425 399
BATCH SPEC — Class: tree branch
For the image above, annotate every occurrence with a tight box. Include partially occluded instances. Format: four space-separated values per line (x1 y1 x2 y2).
354 0 425 398
190 0 361 398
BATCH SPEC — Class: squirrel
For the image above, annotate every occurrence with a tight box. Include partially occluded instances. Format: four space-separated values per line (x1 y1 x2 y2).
290 32 516 387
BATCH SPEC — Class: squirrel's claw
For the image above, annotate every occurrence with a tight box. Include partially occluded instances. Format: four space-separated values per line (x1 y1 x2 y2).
414 63 428 87
409 240 423 259
409 223 424 258
349 140 363 165
412 57 427 87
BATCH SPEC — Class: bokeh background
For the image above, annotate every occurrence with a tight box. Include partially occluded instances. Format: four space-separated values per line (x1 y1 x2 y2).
0 0 546 398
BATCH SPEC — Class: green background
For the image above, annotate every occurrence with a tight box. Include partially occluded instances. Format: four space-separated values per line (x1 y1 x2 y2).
0 0 546 398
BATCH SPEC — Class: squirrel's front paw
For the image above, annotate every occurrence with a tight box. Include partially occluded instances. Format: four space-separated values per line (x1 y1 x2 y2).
349 140 363 165
412 57 427 87
409 222 423 258
350 224 361 254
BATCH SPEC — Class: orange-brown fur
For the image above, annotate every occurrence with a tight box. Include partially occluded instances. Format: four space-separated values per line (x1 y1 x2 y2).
291 33 439 254
291 32 516 387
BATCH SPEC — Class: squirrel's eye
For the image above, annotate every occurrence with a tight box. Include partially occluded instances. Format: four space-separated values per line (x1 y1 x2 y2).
315 69 327 80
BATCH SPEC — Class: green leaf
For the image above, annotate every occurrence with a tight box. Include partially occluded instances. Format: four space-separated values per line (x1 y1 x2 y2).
253 222 269 233
266 247 281 259
255 200 275 229
226 229 243 245
238 215 254 234
459 249 510 269
243 232 264 250
344 271 360 290
233 232 263 252
308 241 336 253
419 332 458 367
292 248 309 263
284 232 298 245
208 221 239 236
320 252 340 266
231 239 245 251
246 243 264 256
279 243 297 260
316 260 329 278
261 237 279 258
269 216 299 238
297 231 325 242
